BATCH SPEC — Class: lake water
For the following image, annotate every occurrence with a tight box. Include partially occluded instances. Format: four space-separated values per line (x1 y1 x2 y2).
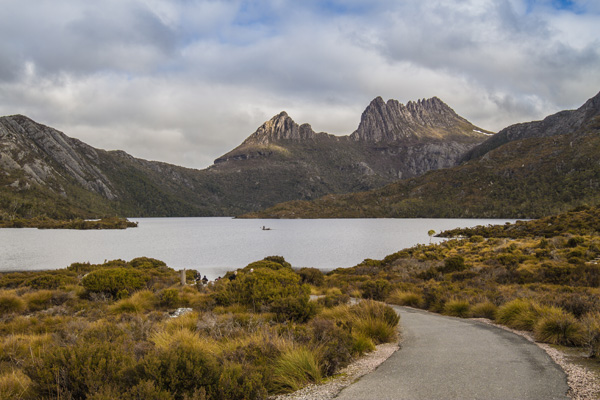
1 217 516 278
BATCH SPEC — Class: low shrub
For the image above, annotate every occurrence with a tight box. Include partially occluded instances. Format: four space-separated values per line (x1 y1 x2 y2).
533 307 584 346
218 362 268 400
26 339 136 399
439 255 466 273
272 347 322 393
309 318 352 375
159 288 180 308
317 290 350 308
360 279 392 301
271 294 317 323
443 299 470 318
82 268 148 298
23 273 75 290
298 268 325 286
141 341 220 399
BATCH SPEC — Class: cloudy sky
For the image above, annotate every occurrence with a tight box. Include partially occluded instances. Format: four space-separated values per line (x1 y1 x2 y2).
1 0 599 169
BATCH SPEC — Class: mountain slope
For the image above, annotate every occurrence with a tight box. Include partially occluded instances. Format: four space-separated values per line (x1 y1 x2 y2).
462 91 600 162
242 91 600 219
0 96 488 219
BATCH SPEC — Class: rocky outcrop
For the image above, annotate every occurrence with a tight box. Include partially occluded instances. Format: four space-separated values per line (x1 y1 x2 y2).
0 115 116 199
243 112 317 145
350 96 486 142
462 90 600 162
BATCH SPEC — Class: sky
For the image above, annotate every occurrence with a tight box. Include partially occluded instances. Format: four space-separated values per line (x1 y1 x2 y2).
1 0 599 169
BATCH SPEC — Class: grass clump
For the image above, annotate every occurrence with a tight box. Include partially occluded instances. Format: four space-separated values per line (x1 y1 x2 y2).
387 290 423 307
534 307 584 346
0 370 33 400
443 299 471 318
495 299 538 330
0 291 26 316
272 347 322 393
351 301 399 344
470 301 498 319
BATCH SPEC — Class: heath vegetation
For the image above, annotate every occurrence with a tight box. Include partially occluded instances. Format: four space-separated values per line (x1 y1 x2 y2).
321 205 600 362
0 256 399 400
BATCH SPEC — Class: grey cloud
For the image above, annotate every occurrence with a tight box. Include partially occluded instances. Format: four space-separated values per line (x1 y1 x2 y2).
1 0 599 168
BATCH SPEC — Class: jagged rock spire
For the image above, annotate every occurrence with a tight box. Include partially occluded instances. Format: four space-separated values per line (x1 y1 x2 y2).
243 112 315 145
350 96 470 142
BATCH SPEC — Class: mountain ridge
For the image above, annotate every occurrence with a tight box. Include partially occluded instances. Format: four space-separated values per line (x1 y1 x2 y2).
462 90 600 162
1 95 489 220
242 90 600 219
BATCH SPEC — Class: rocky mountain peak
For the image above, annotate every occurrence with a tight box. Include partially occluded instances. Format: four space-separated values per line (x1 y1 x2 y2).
350 96 473 142
243 111 316 145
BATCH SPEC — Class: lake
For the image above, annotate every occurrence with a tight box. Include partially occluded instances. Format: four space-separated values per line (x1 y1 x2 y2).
1 217 516 278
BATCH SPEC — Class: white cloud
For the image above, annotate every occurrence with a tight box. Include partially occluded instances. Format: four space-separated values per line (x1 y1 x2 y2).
0 0 599 168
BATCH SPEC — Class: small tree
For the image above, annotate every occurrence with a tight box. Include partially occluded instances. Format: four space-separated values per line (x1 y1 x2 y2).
428 230 436 244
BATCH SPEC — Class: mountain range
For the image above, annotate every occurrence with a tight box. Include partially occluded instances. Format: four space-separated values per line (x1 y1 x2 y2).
0 96 489 220
245 91 600 219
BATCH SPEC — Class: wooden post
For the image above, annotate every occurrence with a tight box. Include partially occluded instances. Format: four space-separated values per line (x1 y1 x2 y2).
180 269 186 286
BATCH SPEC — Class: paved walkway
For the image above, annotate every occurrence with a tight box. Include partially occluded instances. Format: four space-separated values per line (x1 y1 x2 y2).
335 306 569 400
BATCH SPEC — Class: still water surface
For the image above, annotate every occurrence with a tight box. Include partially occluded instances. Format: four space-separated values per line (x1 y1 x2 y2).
1 218 516 278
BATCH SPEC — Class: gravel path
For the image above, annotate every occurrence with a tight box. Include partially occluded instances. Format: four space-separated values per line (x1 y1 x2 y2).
336 306 569 399
272 306 599 400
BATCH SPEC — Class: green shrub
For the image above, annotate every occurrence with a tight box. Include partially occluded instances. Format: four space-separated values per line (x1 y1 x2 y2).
298 268 325 286
26 339 136 399
141 342 220 398
309 318 352 375
470 301 497 319
470 235 485 243
0 292 26 316
122 380 174 400
534 308 584 346
317 291 350 308
360 279 392 301
213 263 307 312
82 268 147 298
159 288 180 308
271 294 317 323
439 255 466 273
218 363 267 400
23 273 75 289
272 348 322 393
443 299 470 318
